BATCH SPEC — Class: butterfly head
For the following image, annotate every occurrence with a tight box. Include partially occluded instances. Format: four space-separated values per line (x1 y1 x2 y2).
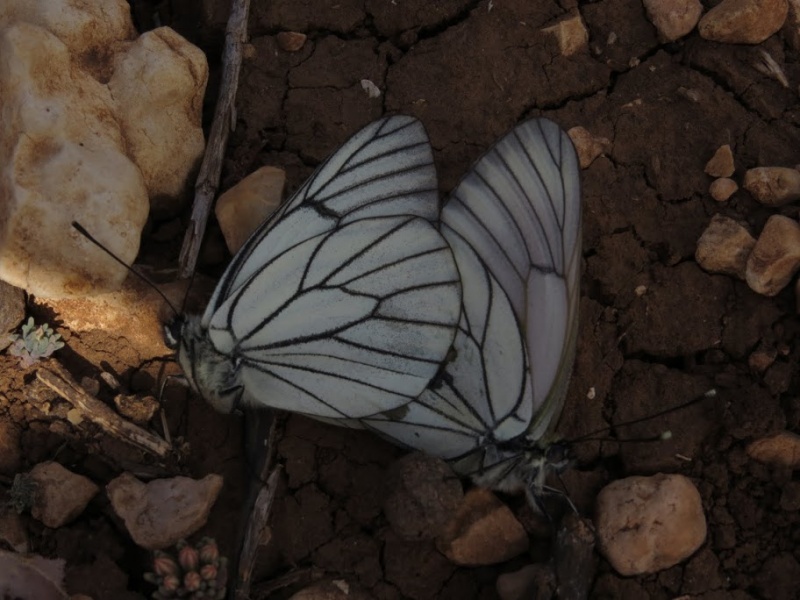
164 315 244 415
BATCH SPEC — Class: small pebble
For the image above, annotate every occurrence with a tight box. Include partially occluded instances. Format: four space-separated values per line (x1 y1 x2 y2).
215 166 285 254
709 177 738 202
743 166 800 206
747 431 800 468
698 0 789 44
695 214 755 279
277 31 307 52
643 0 703 41
595 474 706 576
541 13 589 56
567 126 612 168
748 345 778 373
107 472 223 550
113 393 159 425
704 144 735 177
436 488 528 566
28 462 99 528
745 214 800 296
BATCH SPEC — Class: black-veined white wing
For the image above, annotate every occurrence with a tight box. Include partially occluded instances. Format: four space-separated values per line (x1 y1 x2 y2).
202 115 443 325
177 116 462 417
362 118 581 480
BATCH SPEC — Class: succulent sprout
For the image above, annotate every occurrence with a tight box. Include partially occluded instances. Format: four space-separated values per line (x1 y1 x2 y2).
7 317 65 368
144 537 227 600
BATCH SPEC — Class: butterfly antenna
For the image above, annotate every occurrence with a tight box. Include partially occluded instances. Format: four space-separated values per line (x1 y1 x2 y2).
71 221 180 317
569 388 717 445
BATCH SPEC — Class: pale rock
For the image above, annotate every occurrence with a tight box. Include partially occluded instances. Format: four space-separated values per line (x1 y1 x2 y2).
698 0 789 44
106 472 223 550
745 215 800 296
436 488 528 566
695 214 755 279
541 13 589 56
705 144 735 178
215 166 286 254
383 453 464 541
567 127 612 169
0 0 135 65
109 27 208 212
747 431 800 468
0 420 22 475
0 23 149 298
0 508 29 553
277 31 308 52
596 474 706 576
0 550 68 600
743 166 800 206
0 280 25 352
643 0 703 41
28 461 99 528
709 178 738 202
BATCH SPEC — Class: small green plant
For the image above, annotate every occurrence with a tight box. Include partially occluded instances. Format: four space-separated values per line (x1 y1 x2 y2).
7 473 38 514
8 317 64 367
144 538 228 600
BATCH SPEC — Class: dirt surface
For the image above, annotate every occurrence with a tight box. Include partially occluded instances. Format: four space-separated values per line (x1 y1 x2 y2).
2 0 800 598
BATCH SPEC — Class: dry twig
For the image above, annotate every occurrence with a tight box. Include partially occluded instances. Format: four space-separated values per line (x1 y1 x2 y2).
37 362 171 458
179 0 252 278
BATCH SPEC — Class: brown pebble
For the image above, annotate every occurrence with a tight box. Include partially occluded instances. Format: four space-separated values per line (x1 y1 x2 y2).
695 214 755 279
698 0 789 44
709 177 738 201
743 166 800 206
705 144 735 177
745 214 800 296
277 31 307 52
747 431 800 468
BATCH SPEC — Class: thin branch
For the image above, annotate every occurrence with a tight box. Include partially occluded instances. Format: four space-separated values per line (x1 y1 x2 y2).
37 363 172 459
179 0 252 278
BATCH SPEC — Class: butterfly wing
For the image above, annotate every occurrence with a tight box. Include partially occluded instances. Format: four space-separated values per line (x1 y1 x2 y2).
203 116 442 323
199 117 461 418
362 118 581 464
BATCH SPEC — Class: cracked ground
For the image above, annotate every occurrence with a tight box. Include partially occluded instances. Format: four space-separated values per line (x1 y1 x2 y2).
2 0 800 598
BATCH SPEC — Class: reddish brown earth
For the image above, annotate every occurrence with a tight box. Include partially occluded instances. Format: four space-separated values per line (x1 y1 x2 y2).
2 0 800 598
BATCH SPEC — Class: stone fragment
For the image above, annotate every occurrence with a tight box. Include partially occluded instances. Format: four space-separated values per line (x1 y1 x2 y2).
109 27 208 212
749 345 778 373
567 126 612 169
436 488 528 566
745 215 800 296
277 31 307 52
698 0 789 44
747 431 800 468
705 144 735 177
113 393 159 425
596 474 706 576
383 453 464 541
643 0 703 41
107 472 223 550
215 166 286 254
709 178 738 202
695 214 755 279
496 564 550 600
541 13 589 57
28 462 99 528
743 166 800 206
0 550 68 600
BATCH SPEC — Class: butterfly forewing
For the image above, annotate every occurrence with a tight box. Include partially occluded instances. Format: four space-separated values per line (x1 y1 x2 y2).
202 116 441 325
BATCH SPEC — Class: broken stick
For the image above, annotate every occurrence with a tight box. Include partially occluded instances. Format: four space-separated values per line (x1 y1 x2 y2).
37 362 171 459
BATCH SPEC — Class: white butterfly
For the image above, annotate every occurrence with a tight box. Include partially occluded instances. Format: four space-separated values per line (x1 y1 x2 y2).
166 115 581 507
